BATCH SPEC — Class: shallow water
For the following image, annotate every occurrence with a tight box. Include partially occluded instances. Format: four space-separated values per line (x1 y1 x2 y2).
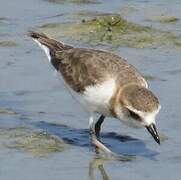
0 0 181 179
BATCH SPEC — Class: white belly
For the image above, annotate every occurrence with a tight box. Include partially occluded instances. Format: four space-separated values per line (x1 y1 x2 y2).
69 79 116 116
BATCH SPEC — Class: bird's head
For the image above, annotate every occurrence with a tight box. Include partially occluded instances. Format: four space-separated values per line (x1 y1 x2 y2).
114 84 161 144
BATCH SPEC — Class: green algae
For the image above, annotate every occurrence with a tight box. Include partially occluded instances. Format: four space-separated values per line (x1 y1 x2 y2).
0 40 17 47
36 14 181 49
0 126 67 156
72 11 118 19
145 15 179 23
0 107 18 115
40 23 62 29
46 0 99 4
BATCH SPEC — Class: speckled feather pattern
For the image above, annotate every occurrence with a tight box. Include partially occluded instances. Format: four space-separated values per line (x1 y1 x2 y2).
54 48 147 93
29 31 147 94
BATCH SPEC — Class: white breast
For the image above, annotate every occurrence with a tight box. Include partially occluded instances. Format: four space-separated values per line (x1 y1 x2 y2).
69 79 116 115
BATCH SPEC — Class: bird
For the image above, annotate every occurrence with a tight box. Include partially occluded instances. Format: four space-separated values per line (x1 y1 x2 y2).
28 31 161 154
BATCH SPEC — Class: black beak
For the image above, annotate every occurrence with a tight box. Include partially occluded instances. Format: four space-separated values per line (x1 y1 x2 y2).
146 123 160 144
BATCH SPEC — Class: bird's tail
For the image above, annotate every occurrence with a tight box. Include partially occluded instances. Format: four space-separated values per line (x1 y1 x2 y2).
28 31 72 52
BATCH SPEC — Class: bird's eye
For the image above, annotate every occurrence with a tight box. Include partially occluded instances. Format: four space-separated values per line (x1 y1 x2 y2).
128 109 141 121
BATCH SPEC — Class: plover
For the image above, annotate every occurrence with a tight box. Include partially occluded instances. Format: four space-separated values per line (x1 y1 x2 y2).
29 31 161 154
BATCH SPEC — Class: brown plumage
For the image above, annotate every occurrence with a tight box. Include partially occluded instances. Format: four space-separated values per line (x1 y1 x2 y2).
29 31 161 148
28 31 147 93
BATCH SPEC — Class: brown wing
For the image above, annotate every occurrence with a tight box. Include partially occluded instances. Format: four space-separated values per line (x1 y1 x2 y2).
54 48 146 93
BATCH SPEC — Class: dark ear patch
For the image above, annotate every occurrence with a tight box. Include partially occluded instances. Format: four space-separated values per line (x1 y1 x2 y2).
128 109 141 121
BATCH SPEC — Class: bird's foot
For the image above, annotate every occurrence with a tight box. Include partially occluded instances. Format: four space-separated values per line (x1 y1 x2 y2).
89 129 135 161
89 129 114 155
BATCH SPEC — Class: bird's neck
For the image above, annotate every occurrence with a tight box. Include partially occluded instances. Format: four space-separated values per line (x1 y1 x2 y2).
109 83 144 118
109 84 124 118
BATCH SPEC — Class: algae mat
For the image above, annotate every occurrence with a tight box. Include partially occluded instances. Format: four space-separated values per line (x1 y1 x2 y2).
35 14 181 49
45 0 100 4
0 41 17 47
0 125 67 157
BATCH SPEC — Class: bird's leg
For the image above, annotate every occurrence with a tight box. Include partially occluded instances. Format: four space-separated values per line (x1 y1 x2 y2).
89 116 113 154
95 115 105 138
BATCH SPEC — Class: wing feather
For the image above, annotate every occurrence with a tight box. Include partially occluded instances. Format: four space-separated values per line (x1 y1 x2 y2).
53 48 147 92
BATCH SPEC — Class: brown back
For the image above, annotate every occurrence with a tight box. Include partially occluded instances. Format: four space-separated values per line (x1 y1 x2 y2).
54 48 146 92
29 31 146 93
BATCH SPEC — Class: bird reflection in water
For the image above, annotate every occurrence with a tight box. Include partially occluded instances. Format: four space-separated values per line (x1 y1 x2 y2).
88 154 134 180
89 157 110 180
